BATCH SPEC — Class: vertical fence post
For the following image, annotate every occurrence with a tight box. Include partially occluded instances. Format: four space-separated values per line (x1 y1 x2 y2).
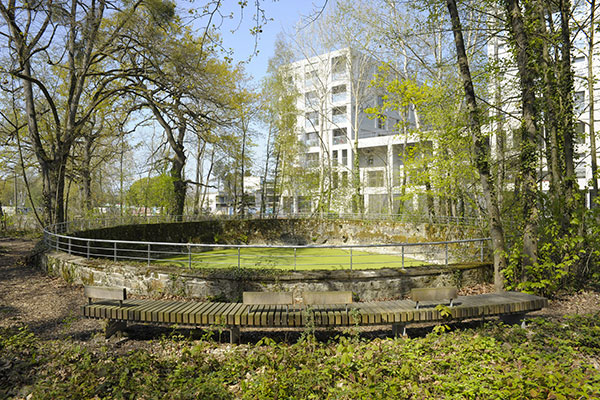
114 242 117 262
237 247 241 269
402 245 405 268
294 247 297 271
86 240 90 259
480 240 484 262
147 244 151 266
55 234 59 251
350 248 353 271
188 245 192 270
445 243 448 266
68 237 71 255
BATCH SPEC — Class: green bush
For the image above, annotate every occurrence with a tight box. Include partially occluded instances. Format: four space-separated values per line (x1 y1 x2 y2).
2 315 600 399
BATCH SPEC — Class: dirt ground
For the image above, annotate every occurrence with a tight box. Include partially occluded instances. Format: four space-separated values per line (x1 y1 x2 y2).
1 237 600 346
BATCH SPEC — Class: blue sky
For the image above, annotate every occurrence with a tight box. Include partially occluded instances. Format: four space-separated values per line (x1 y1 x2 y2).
215 0 329 84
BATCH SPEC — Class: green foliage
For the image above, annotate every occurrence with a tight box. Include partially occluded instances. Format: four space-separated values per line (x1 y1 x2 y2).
3 315 600 398
504 194 600 296
126 174 175 212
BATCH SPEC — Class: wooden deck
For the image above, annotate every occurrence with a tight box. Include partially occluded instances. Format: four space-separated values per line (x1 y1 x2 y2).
82 291 547 328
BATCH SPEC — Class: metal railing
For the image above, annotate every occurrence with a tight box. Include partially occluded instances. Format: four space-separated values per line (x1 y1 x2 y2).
43 216 490 271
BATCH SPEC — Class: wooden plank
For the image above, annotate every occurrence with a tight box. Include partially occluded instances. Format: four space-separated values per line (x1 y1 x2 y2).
228 303 245 325
179 301 202 324
411 287 457 303
232 303 247 326
243 292 293 305
84 286 126 301
208 303 229 325
118 299 143 320
192 302 215 325
155 301 182 323
158 302 181 323
266 305 276 326
303 291 352 306
200 302 221 325
170 301 192 324
138 300 165 321
129 299 154 321
260 304 268 326
149 301 176 322
153 301 181 323
182 301 205 324
247 303 261 327
217 303 238 326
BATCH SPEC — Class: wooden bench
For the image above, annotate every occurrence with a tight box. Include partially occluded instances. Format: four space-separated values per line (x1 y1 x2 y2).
302 291 353 312
84 285 128 338
81 286 547 343
410 286 458 309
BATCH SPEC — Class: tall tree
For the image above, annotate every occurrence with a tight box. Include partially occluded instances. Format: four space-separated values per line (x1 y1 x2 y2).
0 0 170 225
446 0 507 290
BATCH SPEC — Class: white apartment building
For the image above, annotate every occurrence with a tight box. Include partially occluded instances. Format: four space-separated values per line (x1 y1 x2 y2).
283 48 422 215
488 2 600 203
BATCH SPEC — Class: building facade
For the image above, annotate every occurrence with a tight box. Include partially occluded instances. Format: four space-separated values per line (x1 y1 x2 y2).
283 48 421 215
487 2 600 205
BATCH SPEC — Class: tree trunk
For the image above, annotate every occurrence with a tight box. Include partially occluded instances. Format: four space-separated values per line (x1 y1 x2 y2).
589 0 598 206
446 0 507 291
505 0 540 271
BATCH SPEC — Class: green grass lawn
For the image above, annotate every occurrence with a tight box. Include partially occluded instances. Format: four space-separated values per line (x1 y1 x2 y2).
159 247 425 270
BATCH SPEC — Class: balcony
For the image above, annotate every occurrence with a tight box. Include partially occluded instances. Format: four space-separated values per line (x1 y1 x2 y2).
332 113 347 124
333 135 347 145
332 92 348 103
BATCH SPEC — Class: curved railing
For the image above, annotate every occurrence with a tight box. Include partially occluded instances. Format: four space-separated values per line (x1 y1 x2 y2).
43 216 490 271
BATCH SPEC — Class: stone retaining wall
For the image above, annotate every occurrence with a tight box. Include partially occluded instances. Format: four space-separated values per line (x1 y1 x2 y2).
42 251 492 302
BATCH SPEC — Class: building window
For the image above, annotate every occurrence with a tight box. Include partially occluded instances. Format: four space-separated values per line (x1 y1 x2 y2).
333 127 347 145
331 55 346 80
377 116 386 130
305 152 319 167
376 95 384 107
332 172 339 189
332 150 338 165
305 68 318 87
342 149 348 166
367 156 374 166
305 131 318 147
305 111 319 129
574 91 585 112
332 84 347 103
305 91 318 108
332 106 347 124
575 121 586 145
367 170 384 187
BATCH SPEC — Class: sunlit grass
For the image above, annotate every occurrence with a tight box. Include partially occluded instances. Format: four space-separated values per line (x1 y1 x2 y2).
159 247 424 270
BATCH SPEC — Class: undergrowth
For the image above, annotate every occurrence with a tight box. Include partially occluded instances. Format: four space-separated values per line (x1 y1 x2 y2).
2 314 600 399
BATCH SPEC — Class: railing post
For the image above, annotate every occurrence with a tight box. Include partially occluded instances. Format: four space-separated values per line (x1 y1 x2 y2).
86 241 90 259
445 243 448 266
294 247 297 271
402 245 405 268
114 242 117 262
237 247 241 269
147 244 151 266
350 248 353 271
480 240 484 262
188 245 192 270
68 237 71 255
